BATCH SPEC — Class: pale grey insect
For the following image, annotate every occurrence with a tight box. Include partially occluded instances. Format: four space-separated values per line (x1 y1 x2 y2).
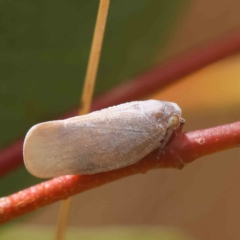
23 100 183 178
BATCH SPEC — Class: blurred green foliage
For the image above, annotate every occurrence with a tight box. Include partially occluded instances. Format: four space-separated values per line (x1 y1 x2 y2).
0 0 190 148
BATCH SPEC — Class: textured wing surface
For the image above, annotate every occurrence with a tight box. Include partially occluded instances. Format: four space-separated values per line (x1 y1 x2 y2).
24 104 161 178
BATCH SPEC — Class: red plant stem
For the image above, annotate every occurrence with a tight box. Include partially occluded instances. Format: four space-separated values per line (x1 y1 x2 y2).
0 31 240 176
0 140 24 175
0 121 239 224
1 30 240 177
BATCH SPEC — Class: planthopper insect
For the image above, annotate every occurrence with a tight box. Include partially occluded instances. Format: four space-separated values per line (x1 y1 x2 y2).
23 100 183 178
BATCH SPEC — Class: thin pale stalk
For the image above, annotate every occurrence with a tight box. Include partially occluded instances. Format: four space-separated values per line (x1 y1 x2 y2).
79 0 110 115
56 1 110 239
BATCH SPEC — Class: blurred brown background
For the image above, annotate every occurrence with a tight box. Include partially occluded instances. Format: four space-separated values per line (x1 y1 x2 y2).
2 0 240 239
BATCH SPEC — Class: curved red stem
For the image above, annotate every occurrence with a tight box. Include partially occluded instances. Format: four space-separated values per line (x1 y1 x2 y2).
0 121 239 224
1 29 240 177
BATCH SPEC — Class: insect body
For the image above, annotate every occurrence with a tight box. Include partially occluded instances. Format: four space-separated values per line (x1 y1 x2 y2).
23 100 183 178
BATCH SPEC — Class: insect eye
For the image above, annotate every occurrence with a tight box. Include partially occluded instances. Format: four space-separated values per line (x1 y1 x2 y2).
167 114 180 129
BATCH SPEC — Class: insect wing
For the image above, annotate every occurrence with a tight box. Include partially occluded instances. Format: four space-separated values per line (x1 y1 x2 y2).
24 103 161 178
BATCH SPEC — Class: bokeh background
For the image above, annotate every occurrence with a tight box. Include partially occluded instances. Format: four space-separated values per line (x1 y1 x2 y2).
1 0 240 239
